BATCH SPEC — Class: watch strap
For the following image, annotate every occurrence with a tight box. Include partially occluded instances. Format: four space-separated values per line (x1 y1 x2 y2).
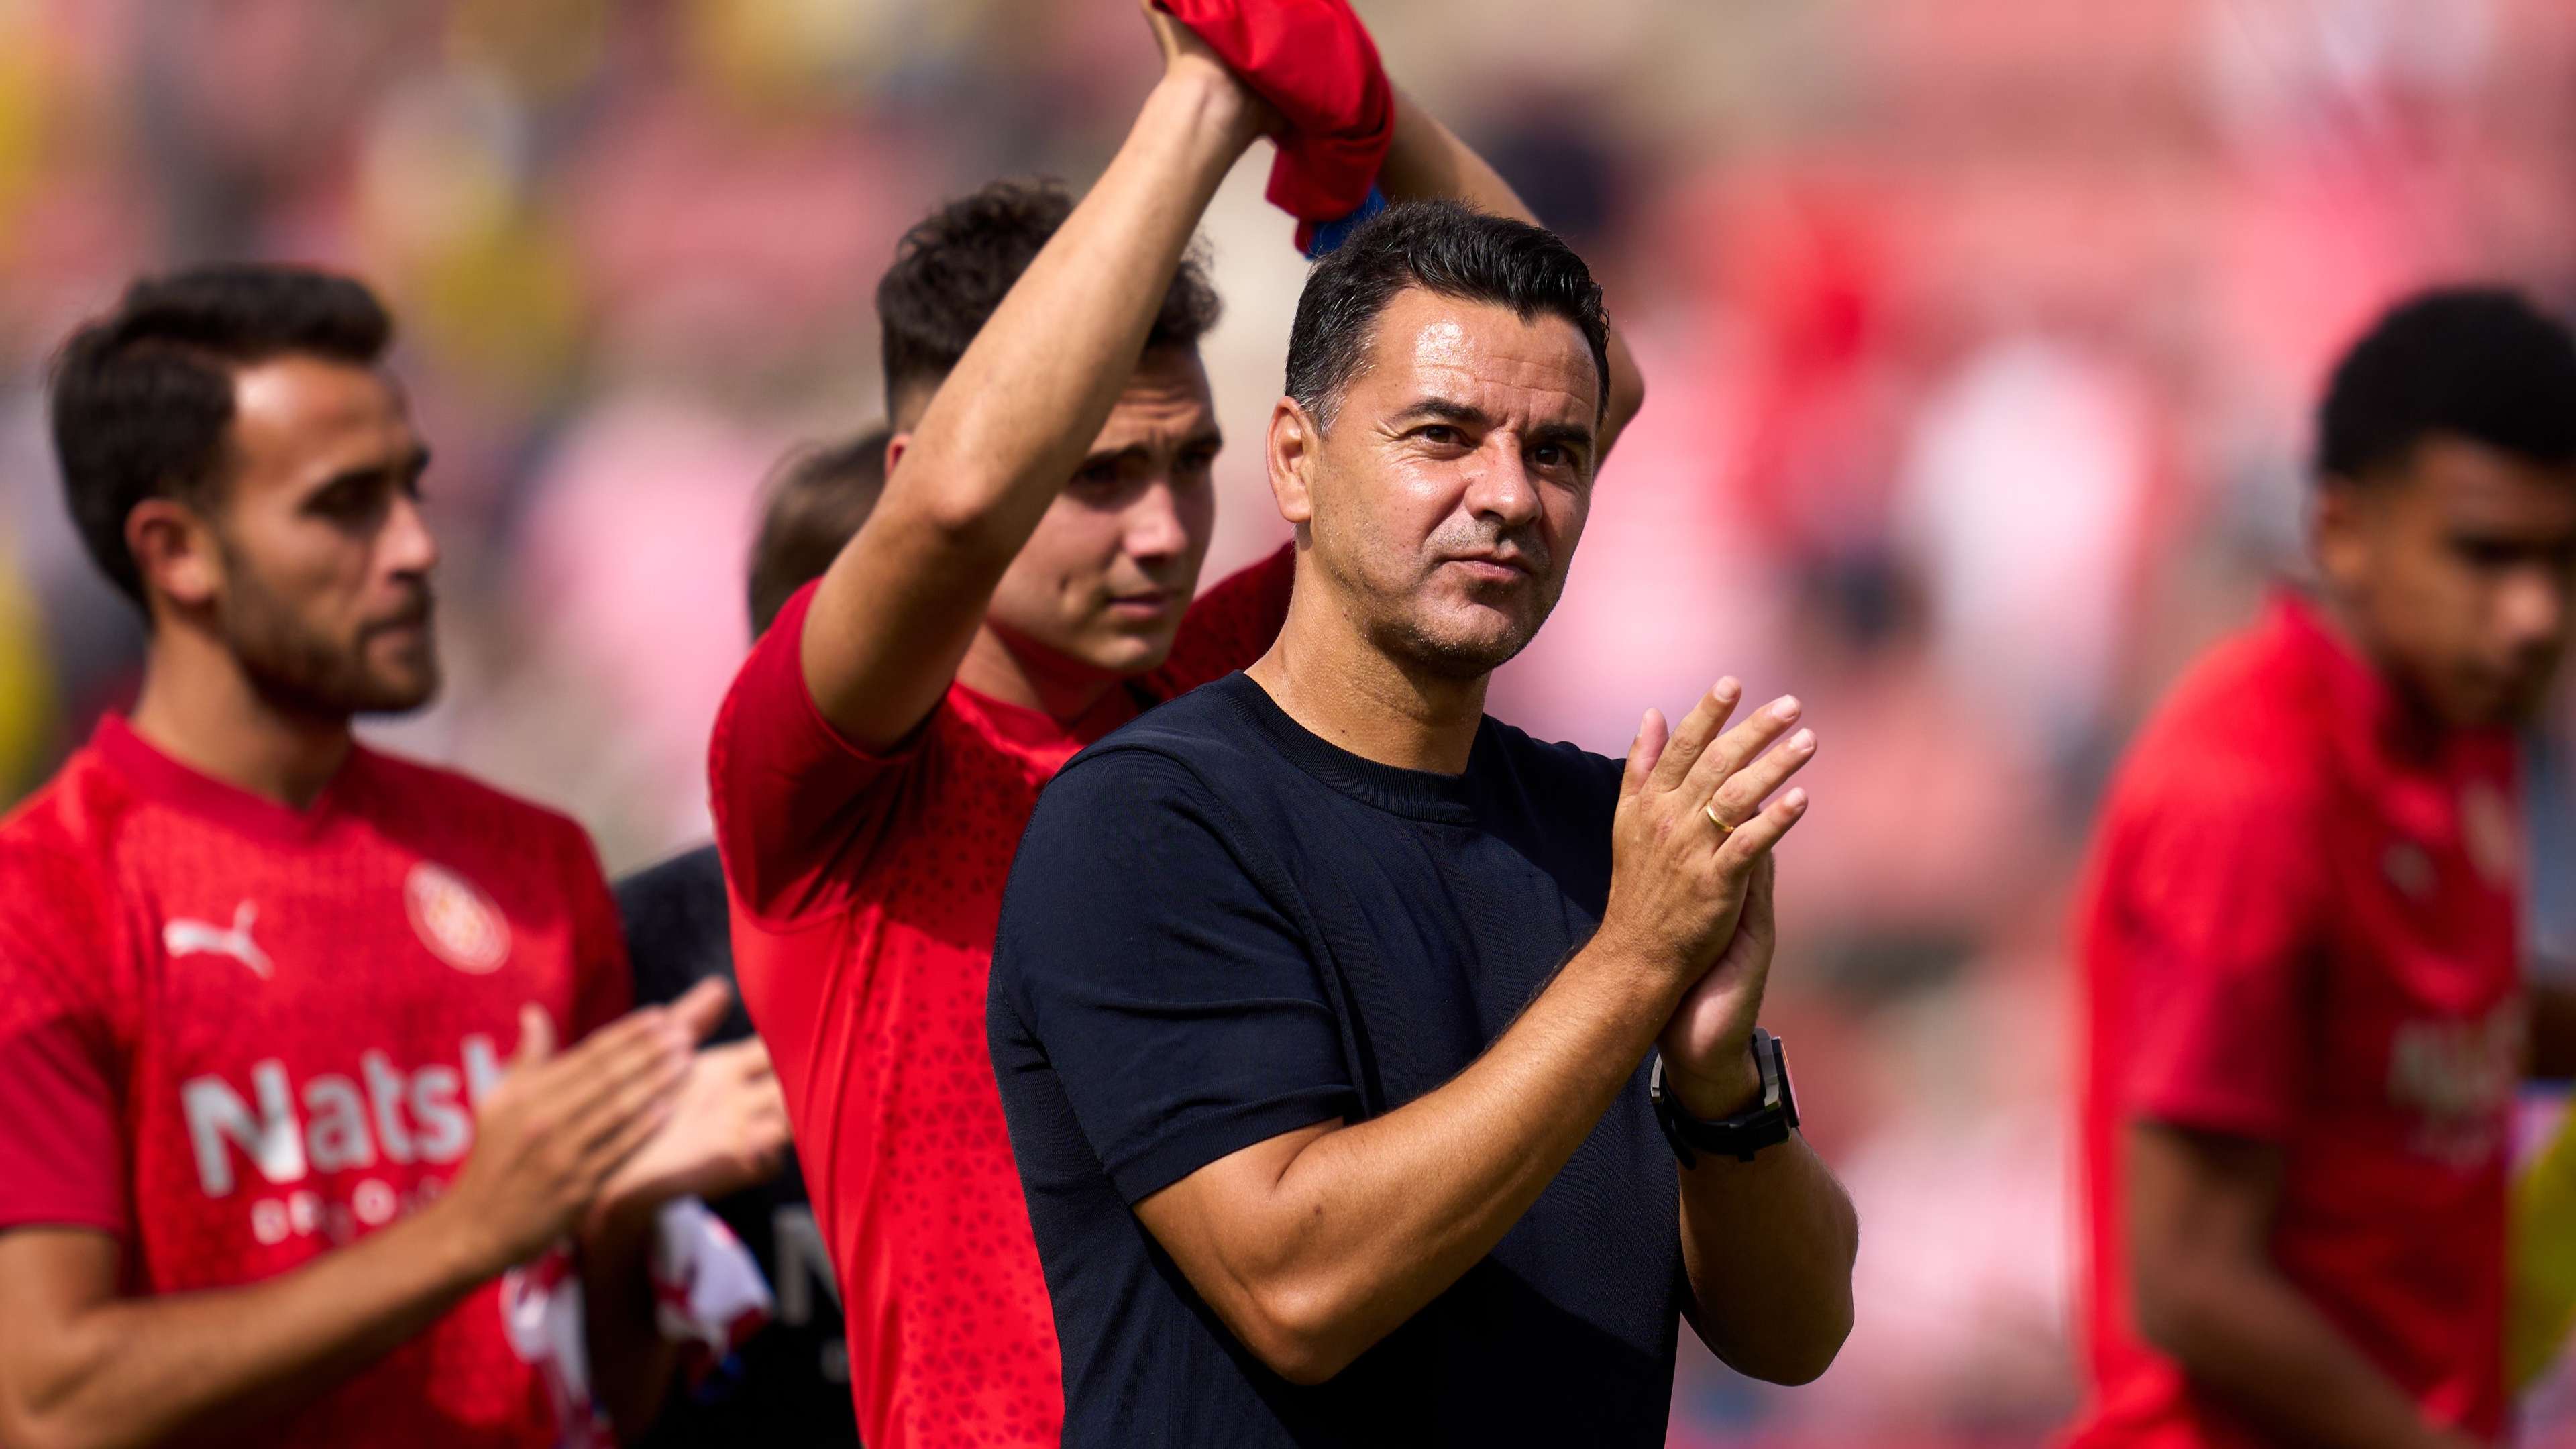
1652 1029 1799 1166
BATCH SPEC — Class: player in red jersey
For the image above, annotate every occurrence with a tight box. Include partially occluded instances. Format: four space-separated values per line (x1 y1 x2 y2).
708 9 1646 1448
2066 288 2576 1449
0 267 790 1449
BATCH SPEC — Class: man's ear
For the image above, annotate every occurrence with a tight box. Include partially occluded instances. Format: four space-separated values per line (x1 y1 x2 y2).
125 497 223 612
1266 398 1318 528
2310 478 2374 592
883 431 910 478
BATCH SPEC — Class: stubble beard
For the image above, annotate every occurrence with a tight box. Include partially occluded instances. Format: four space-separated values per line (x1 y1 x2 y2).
217 539 439 718
1367 607 1534 681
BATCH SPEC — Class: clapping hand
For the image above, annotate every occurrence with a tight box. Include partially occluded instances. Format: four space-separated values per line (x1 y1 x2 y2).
596 1034 791 1220
1597 678 1815 1118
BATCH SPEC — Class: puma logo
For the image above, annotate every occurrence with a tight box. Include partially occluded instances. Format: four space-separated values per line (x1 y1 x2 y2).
164 902 272 979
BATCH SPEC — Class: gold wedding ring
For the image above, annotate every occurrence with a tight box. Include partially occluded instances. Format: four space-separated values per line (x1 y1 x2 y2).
1704 802 1733 835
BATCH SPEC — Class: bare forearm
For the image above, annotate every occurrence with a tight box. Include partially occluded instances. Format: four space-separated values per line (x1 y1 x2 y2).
3 1212 489 1449
2144 1261 2457 1449
1377 89 1533 223
1678 1136 1856 1384
580 1201 673 1440
1376 91 1646 455
1211 943 1678 1375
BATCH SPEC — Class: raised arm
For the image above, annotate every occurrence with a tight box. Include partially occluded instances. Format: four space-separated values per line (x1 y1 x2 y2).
1132 684 1846 1385
1375 91 1647 461
800 13 1265 750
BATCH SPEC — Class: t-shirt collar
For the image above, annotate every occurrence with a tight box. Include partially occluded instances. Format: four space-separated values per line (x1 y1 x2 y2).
90 713 357 844
951 681 1141 755
1218 674 1485 824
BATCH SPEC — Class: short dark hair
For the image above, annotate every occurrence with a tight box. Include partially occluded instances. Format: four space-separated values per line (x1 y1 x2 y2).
50 265 394 605
2318 286 2576 484
747 427 891 636
1285 199 1610 432
876 179 1223 421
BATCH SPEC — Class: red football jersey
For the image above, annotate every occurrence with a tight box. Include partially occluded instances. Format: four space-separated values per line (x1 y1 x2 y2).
710 546 1292 1449
2067 594 2523 1448
0 716 630 1449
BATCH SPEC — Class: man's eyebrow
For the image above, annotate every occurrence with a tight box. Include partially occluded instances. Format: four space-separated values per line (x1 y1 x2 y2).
1077 442 1148 471
1529 421 1597 453
1076 429 1224 472
313 445 431 496
1391 398 1593 453
1389 398 1493 429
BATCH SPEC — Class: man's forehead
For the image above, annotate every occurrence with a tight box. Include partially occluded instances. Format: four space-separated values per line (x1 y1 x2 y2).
230 356 416 471
2412 435 2576 525
1091 347 1219 448
1362 292 1596 423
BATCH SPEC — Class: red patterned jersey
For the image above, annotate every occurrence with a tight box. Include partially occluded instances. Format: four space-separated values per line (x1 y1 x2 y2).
710 546 1292 1449
2067 594 2522 1448
0 716 630 1448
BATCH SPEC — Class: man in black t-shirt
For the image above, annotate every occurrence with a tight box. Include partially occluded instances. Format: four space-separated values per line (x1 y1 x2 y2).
990 202 1860 1446
616 429 886 1449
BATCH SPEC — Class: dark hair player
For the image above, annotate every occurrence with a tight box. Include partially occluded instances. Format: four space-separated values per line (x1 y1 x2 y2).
2068 287 2576 1449
0 266 788 1449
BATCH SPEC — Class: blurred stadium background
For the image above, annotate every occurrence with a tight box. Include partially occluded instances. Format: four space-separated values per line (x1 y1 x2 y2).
5 1 2576 1444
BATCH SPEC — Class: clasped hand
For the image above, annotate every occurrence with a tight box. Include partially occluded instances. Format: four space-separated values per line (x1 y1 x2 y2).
1599 680 1814 1120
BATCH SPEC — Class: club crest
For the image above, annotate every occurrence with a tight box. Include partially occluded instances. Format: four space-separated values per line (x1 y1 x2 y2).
405 863 511 974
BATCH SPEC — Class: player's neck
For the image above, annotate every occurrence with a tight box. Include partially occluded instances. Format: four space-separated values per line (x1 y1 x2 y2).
957 624 1123 727
1246 594 1486 775
2310 590 2455 743
128 627 354 812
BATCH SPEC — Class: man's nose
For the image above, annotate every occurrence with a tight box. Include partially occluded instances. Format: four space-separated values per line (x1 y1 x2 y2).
382 492 440 579
1124 480 1191 561
2500 566 2568 649
1462 440 1541 529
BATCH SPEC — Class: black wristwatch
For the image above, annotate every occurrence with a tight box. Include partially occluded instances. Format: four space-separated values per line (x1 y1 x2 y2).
1650 1029 1799 1166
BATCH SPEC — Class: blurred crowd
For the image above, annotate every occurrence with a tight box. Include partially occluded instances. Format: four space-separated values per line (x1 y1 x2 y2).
7 0 2576 1443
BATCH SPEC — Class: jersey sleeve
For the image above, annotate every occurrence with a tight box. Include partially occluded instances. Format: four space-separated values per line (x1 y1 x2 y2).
2108 766 2329 1143
1144 543 1294 698
0 850 129 1236
991 747 1356 1205
707 579 932 924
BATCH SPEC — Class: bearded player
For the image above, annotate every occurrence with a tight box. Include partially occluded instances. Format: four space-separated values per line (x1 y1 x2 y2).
0 267 790 1449
708 7 1646 1447
2067 288 2576 1449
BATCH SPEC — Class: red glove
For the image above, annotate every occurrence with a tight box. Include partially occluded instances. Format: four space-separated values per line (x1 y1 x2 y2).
1154 0 1394 250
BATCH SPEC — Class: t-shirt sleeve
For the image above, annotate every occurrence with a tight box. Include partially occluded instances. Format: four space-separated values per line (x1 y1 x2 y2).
2109 767 2328 1143
0 855 128 1236
993 747 1356 1204
1145 543 1295 698
707 579 930 923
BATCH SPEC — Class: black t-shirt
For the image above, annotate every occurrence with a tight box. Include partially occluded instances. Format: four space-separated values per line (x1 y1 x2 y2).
988 673 1685 1448
616 845 861 1449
